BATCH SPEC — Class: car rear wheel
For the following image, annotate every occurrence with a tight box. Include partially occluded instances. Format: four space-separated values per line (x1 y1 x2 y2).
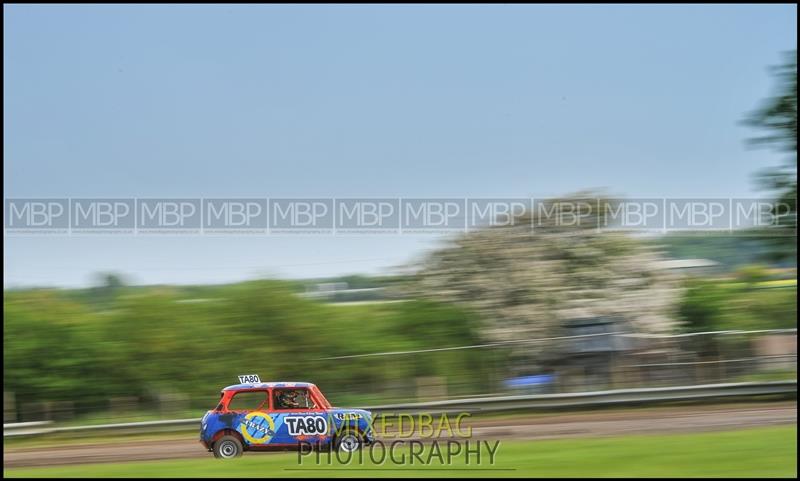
335 432 363 453
213 435 243 459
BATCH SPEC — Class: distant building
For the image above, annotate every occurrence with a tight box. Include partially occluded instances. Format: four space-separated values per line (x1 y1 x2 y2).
653 258 720 276
556 316 633 391
300 282 390 303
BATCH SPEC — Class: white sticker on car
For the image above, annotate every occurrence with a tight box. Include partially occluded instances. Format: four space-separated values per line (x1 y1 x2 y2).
285 415 328 436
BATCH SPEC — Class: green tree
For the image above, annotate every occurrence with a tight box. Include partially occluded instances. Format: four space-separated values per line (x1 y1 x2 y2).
678 276 797 333
743 50 797 262
3 277 485 418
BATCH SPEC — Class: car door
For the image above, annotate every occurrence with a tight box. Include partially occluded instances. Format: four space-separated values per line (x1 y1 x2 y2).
225 389 276 447
269 387 331 445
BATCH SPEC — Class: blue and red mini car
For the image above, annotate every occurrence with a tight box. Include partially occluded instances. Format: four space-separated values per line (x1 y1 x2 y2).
200 376 375 458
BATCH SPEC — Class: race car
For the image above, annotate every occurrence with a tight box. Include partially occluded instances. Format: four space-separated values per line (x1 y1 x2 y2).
200 375 375 459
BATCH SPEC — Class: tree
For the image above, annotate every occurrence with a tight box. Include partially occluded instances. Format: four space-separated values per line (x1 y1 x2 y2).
87 272 128 306
743 50 797 262
745 51 797 154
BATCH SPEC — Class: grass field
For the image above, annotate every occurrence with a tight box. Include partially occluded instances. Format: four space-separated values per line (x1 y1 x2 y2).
4 426 796 478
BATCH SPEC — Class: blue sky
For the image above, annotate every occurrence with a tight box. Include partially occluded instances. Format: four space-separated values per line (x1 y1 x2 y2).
4 4 797 287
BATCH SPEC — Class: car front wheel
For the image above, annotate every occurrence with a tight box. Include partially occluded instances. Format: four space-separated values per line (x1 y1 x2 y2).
213 435 243 459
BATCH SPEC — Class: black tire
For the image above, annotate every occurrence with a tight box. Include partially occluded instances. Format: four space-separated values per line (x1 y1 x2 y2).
334 431 363 453
213 435 244 459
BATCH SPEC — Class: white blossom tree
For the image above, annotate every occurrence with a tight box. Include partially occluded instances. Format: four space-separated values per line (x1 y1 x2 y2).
402 196 684 358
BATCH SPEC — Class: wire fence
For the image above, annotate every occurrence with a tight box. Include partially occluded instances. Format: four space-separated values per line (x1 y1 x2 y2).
306 328 797 406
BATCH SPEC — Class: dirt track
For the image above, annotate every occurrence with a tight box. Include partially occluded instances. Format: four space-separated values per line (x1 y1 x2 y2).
4 402 796 468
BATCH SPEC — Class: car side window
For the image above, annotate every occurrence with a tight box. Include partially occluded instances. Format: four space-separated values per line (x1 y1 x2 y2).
227 390 268 411
273 388 316 410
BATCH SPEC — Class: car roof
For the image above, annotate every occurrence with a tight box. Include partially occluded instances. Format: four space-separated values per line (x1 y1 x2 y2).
222 381 317 391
